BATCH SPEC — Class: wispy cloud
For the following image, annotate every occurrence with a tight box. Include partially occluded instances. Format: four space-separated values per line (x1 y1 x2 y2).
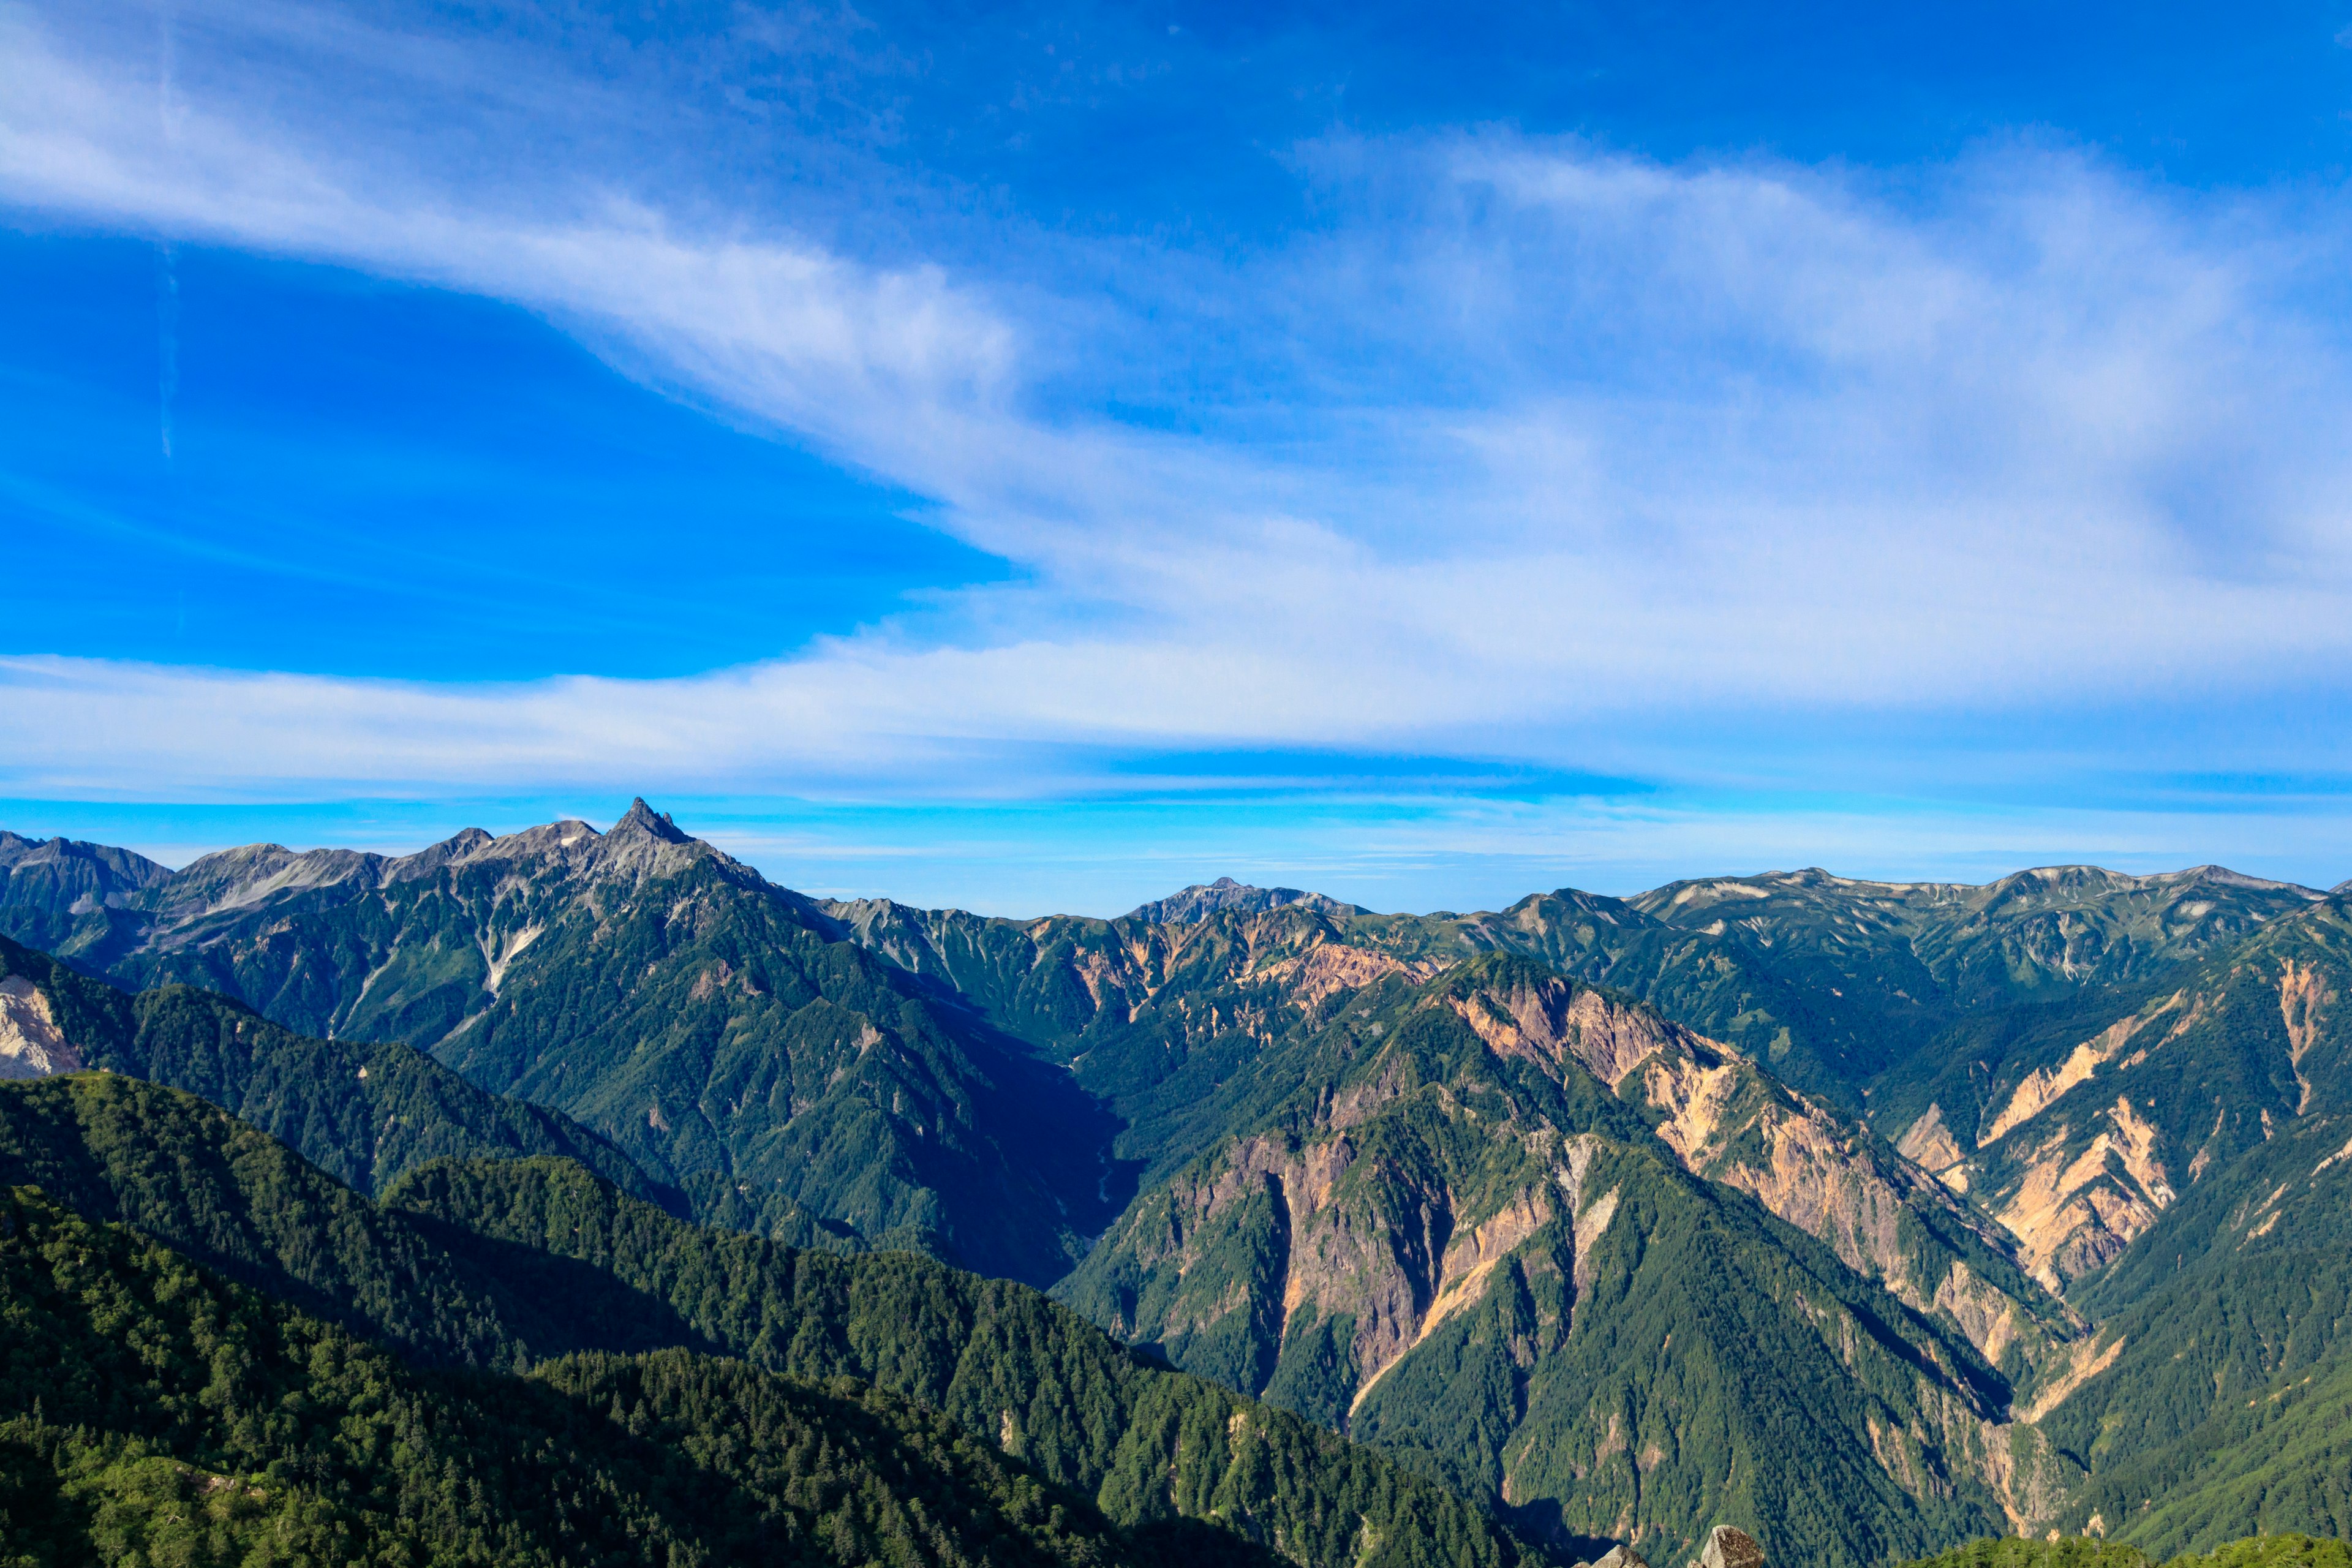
2 1 2351 818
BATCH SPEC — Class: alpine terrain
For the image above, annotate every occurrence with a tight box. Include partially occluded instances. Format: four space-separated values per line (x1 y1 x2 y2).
2 810 2348 1568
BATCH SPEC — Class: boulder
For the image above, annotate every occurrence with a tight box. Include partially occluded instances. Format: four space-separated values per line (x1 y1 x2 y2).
1591 1547 1652 1568
1689 1526 1766 1568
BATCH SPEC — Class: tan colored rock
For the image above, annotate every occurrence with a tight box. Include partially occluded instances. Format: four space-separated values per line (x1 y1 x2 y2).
0 975 80 1080
1591 1546 1651 1568
1689 1525 1766 1568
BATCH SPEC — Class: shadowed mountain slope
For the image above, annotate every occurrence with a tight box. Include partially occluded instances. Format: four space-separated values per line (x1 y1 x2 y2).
0 932 656 1204
0 1072 1556 1568
0 830 172 954
0 1183 1286 1568
5 804 1118 1285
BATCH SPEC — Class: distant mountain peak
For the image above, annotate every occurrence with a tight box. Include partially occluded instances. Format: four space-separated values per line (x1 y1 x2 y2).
612 797 689 844
1125 876 1365 924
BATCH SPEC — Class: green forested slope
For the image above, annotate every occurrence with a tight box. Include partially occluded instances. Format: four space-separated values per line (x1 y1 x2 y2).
2032 1110 2352 1473
0 1184 1277 1568
1900 1534 2352 1568
0 1074 1553 1568
824 906 2070 1385
17 806 1120 1286
2059 1348 2352 1554
1056 956 2073 1568
0 1072 668 1368
0 934 658 1203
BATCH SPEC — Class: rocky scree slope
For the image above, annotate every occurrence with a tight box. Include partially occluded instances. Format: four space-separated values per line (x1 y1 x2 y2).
1883 895 2352 1294
4 803 1118 1286
1055 955 2084 1568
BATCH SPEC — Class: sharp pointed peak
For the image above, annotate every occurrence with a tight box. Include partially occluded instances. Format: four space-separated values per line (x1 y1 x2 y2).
612 797 689 844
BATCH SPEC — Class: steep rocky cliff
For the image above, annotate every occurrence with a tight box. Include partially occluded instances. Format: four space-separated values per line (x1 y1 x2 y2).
1889 897 2351 1294
1057 957 2082 1567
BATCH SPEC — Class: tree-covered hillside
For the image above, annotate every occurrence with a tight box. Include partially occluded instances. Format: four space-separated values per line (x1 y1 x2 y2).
0 1183 1284 1568
0 933 656 1203
1900 1534 2352 1568
2 807 1119 1286
1883 896 2352 1294
1057 956 2080 1568
0 1074 1556 1568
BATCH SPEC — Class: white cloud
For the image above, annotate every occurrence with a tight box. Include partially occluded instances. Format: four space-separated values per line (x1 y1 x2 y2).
2 3 2351 804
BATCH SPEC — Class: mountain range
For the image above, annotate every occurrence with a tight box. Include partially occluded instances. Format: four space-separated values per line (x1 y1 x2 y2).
2 807 2348 1567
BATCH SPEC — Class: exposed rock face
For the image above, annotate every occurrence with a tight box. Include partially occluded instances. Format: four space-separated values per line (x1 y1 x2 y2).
6 802 1118 1287
1590 1547 1651 1568
1124 877 1368 923
1901 899 2352 1294
1445 968 2070 1376
0 974 81 1079
1691 1526 1766 1568
1060 956 2073 1566
0 830 173 952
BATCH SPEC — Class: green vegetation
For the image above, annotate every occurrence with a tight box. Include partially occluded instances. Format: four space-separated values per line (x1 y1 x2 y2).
18 809 1121 1286
1900 1536 2352 1568
0 1074 1555 1568
1058 956 2046 1568
0 832 170 954
17 812 2352 1564
2060 1349 2352 1556
1 933 660 1205
0 1183 1281 1567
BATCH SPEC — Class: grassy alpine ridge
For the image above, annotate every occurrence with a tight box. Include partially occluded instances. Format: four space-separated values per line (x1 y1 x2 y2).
0 1184 1280 1568
0 933 662 1206
0 1074 1557 1568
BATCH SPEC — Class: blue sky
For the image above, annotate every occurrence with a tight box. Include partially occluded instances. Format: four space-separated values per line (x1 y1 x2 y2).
3 0 2351 913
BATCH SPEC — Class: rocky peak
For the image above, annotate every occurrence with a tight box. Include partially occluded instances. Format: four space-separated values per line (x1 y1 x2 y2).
381 826 497 883
1125 876 1365 924
1588 1547 1649 1568
1689 1526 1766 1568
611 797 690 845
148 842 385 918
2158 864 2323 895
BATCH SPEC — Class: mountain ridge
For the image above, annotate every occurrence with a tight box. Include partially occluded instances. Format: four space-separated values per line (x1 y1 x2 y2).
1125 877 1372 923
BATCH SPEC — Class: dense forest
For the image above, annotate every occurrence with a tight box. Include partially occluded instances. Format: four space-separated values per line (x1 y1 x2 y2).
0 1073 1550 1568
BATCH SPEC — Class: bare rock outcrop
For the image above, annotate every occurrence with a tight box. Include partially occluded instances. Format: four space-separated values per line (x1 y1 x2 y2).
0 974 80 1079
1689 1526 1766 1568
